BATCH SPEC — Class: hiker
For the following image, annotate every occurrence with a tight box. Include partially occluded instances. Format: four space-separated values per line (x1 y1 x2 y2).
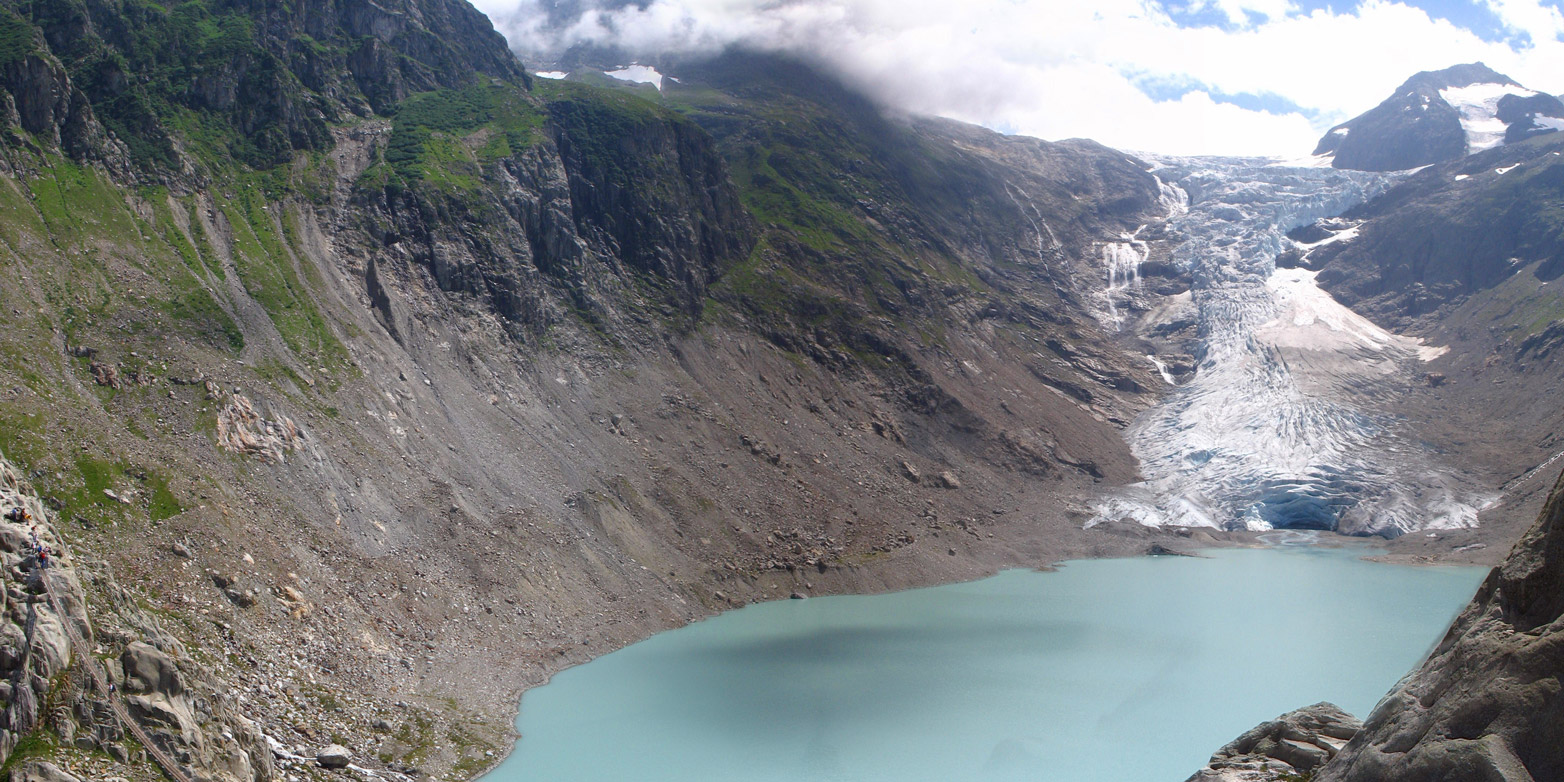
36 545 48 569
3 507 26 524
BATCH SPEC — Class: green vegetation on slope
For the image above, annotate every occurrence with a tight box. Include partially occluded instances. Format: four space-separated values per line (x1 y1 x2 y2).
376 84 546 190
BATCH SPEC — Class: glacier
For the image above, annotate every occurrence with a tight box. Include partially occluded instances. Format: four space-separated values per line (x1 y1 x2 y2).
1092 159 1490 537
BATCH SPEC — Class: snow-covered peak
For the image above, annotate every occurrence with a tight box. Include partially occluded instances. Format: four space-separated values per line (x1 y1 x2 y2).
1316 63 1564 171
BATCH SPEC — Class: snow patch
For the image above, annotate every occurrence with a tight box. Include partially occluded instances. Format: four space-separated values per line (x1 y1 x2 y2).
1260 267 1406 352
1454 174 1471 181
604 65 666 90
1496 163 1521 175
1293 224 1359 250
534 71 568 80
1535 116 1564 132
1440 82 1536 154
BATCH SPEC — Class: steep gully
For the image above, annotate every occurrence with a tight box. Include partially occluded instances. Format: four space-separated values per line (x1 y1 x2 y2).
1090 159 1489 537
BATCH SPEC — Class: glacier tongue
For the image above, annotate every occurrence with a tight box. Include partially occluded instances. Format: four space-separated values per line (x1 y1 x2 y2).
1093 159 1488 537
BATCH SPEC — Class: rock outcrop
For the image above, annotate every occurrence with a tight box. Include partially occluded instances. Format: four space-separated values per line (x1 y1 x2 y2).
1187 702 1362 782
9 761 82 782
0 455 275 781
0 458 84 768
1313 466 1564 782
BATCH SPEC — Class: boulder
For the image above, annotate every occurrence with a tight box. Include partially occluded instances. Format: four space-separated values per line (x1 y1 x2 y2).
1186 702 1361 781
9 761 82 782
121 642 182 697
317 744 352 769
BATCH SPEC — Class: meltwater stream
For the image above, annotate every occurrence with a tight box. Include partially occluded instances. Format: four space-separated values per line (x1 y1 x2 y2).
486 547 1483 782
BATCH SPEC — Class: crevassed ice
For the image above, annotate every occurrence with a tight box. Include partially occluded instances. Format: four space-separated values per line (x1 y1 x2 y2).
1440 82 1535 154
1091 158 1489 537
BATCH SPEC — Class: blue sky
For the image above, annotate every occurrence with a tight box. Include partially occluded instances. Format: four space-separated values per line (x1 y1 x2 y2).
475 0 1564 155
1164 0 1514 40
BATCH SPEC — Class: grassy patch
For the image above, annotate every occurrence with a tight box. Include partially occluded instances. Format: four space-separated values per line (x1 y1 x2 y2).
219 195 345 365
26 157 142 250
0 726 58 776
146 471 183 521
378 83 544 188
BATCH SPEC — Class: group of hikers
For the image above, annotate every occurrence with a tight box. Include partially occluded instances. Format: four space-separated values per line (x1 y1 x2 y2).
4 505 51 568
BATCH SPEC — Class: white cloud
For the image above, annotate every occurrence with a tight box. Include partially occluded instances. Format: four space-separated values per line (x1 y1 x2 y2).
472 0 1564 157
1482 0 1564 41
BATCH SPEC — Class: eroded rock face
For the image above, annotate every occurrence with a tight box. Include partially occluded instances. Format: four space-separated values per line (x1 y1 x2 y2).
0 456 275 782
216 394 305 463
1186 702 1362 782
1314 467 1564 782
0 459 83 768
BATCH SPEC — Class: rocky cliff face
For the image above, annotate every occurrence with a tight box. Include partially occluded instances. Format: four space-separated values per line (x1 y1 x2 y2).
0 455 276 782
2 0 525 173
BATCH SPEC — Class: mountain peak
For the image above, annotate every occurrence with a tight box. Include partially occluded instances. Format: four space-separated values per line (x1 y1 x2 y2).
1313 62 1562 171
1397 62 1518 93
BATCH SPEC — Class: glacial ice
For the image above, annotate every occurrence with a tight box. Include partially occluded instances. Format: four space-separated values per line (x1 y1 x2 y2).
1092 158 1488 537
1440 82 1535 154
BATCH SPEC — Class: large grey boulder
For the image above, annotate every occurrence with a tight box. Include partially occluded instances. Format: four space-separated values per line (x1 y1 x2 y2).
120 641 201 752
121 642 184 697
317 743 352 769
9 760 83 782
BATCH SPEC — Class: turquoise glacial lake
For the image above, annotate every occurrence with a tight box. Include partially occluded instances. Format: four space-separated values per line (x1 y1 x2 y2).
486 546 1486 782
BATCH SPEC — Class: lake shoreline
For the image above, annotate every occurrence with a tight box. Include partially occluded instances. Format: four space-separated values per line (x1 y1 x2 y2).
480 528 1492 781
